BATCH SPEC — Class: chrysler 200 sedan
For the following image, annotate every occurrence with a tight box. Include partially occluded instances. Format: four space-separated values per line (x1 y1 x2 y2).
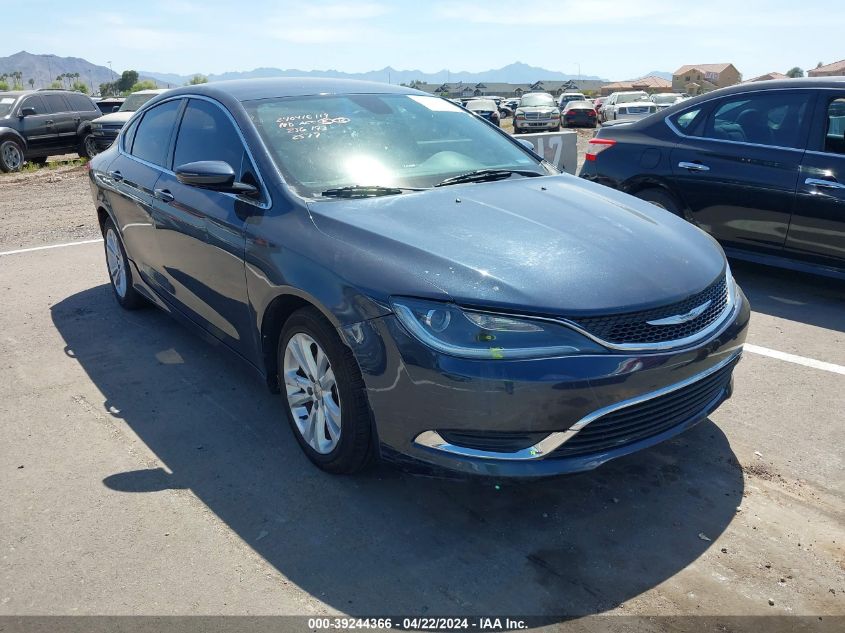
88 78 749 478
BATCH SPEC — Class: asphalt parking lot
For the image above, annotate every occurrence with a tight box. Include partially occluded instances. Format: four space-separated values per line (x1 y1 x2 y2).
0 164 843 625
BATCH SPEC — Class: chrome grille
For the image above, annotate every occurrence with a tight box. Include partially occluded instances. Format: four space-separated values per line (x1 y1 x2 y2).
570 275 729 345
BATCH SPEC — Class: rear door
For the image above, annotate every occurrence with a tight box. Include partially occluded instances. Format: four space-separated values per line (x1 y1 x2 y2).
40 94 76 151
149 97 260 359
104 98 183 288
15 95 57 155
668 89 815 253
787 92 845 268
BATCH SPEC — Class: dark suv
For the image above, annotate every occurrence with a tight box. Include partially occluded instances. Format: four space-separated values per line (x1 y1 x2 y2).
0 89 101 171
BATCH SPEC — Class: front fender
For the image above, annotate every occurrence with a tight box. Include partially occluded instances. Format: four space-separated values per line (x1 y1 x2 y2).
0 126 27 150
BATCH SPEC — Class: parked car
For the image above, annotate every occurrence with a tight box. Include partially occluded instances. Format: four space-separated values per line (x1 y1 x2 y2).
600 91 651 122
580 78 845 279
465 98 501 126
559 92 587 109
504 98 520 111
593 96 607 116
650 93 686 110
89 79 748 477
94 97 125 114
89 89 168 154
513 92 560 133
562 101 598 128
0 89 102 171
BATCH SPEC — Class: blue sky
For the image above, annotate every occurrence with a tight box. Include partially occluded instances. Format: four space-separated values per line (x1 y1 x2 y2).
6 0 844 80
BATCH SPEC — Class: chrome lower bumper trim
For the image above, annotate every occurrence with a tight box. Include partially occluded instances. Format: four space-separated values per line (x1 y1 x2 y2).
413 349 743 461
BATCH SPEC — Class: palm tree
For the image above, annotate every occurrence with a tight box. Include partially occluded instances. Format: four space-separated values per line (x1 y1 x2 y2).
28 78 35 89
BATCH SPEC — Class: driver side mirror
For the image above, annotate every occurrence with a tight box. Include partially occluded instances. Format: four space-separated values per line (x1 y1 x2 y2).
19 107 37 118
175 160 259 197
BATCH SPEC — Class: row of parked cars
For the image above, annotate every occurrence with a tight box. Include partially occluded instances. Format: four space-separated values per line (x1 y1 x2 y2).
0 88 165 171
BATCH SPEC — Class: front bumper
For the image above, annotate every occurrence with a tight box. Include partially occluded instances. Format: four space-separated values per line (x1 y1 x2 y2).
91 128 121 150
342 288 750 478
514 118 559 131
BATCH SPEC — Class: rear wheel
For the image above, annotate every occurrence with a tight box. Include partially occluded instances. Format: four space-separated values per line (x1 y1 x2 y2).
0 139 24 172
103 218 145 309
80 132 98 159
635 188 681 216
278 307 373 474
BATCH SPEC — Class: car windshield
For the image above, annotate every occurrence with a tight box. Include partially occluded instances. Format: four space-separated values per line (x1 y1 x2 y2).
652 94 680 105
466 99 496 111
618 93 648 103
119 92 159 112
244 94 544 197
0 95 17 117
520 93 555 107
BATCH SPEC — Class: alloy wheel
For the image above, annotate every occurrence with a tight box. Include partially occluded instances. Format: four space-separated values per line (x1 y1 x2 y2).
283 333 342 454
105 228 127 298
1 141 23 171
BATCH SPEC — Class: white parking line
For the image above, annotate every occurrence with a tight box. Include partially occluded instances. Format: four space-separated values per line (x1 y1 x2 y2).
2 238 843 376
745 344 845 376
0 238 103 257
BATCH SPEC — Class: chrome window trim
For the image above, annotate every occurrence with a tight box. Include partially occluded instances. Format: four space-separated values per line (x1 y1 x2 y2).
663 86 835 153
414 348 742 461
117 94 272 210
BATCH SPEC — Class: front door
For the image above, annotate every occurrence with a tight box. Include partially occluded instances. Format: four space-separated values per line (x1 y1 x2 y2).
150 97 258 360
787 93 845 268
668 90 815 254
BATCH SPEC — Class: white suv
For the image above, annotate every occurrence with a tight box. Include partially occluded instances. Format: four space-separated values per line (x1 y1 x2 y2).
601 91 656 123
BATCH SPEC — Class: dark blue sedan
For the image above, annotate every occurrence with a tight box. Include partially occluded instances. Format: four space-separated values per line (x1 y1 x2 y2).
88 78 749 478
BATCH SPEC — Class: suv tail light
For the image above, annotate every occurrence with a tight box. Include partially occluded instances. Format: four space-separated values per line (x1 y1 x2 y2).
585 138 616 161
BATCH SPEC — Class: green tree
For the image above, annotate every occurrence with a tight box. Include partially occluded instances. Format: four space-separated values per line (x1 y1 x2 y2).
117 70 139 93
99 82 116 97
786 67 804 78
187 74 208 85
72 81 89 94
817 61 824 68
0 81 8 91
28 78 35 89
128 80 157 93
48 81 62 89
10 71 23 89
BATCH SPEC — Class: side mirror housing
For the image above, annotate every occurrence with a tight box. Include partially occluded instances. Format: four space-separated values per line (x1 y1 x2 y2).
112 105 121 112
19 107 37 117
175 161 259 196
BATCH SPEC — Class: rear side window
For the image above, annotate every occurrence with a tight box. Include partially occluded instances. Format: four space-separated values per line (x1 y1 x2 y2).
122 117 141 153
701 92 812 149
131 99 182 167
824 97 845 155
67 94 97 112
42 94 70 114
671 107 704 133
173 99 243 170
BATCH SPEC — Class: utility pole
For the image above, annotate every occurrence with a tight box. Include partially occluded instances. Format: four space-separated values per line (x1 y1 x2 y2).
107 61 114 95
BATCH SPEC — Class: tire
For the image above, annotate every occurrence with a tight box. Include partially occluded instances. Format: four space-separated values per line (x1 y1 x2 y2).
635 188 682 216
0 138 24 172
102 218 145 309
551 126 560 132
278 307 374 474
79 132 98 159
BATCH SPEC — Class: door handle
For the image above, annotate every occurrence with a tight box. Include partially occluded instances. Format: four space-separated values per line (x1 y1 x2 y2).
678 161 710 172
154 188 175 203
45 119 54 125
805 177 845 190
108 170 123 182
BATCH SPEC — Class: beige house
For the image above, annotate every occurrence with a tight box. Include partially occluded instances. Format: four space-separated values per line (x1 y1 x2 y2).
808 60 845 77
745 71 789 83
672 64 742 94
600 75 673 96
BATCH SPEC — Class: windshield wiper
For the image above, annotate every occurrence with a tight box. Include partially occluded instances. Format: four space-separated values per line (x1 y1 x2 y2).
321 185 425 198
434 169 544 188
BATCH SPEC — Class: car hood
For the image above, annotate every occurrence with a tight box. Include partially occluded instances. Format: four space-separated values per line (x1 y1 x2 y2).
91 112 133 125
306 175 725 316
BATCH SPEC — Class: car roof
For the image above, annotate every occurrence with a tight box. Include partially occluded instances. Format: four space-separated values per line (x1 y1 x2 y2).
160 77 424 102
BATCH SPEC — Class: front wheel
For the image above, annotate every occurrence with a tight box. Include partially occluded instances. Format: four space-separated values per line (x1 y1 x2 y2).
279 308 374 474
0 139 24 172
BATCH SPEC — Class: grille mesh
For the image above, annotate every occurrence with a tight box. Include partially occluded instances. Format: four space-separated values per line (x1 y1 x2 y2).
552 357 737 458
571 275 729 345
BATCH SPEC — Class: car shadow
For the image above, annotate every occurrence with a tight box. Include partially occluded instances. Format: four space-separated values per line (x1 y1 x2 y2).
52 285 744 618
730 259 845 332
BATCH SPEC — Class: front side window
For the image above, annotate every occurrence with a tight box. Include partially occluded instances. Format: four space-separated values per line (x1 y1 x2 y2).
174 99 244 170
702 92 812 149
824 97 845 155
18 95 47 116
131 99 182 167
244 94 543 197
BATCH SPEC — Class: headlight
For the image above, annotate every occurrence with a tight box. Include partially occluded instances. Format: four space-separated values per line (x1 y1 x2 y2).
390 297 604 359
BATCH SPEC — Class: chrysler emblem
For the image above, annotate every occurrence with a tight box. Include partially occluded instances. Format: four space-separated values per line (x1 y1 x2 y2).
646 300 712 326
